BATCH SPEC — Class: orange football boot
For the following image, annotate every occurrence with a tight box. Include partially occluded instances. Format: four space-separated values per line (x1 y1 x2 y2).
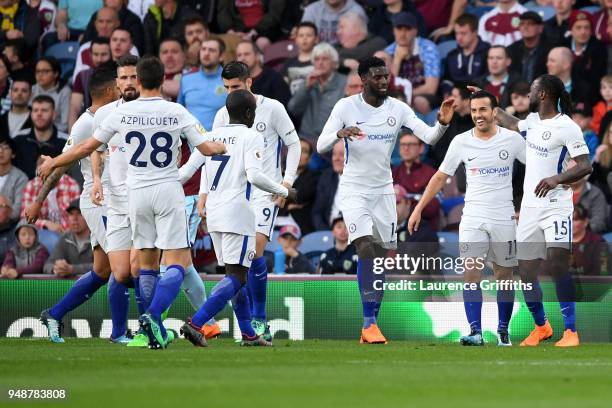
520 321 553 346
203 322 222 339
360 324 388 344
555 329 580 347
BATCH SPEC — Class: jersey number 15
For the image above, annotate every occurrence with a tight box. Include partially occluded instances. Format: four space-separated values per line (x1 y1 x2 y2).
125 131 173 168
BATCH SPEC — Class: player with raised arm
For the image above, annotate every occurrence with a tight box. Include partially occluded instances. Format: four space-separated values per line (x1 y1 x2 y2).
38 57 226 349
29 66 128 344
494 74 592 347
180 61 301 342
317 56 455 344
408 90 526 346
180 89 297 347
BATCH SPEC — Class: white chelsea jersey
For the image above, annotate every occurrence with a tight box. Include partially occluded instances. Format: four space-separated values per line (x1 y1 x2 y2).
439 127 526 222
202 124 264 236
518 113 590 208
94 97 209 190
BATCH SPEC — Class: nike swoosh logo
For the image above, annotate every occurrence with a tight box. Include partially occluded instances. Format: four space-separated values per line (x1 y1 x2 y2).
356 121 365 125
468 157 477 161
554 237 566 241
257 223 267 227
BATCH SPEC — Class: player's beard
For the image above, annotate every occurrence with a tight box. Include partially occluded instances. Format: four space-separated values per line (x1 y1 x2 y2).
122 87 140 102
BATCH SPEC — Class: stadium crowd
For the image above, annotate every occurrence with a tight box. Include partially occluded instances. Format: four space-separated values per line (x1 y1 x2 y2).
0 0 611 277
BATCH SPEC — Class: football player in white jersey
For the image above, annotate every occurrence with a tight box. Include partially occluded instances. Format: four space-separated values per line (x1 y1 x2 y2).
26 66 127 343
181 89 297 347
180 61 301 342
408 90 526 347
494 74 593 347
38 57 226 349
317 56 455 344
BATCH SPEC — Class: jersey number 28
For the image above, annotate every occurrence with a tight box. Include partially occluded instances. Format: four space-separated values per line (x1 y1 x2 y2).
125 131 173 168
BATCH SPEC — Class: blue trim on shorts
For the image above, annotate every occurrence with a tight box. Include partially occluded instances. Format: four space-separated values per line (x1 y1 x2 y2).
239 236 249 265
557 146 568 174
102 215 107 230
246 181 251 201
344 139 349 164
268 206 278 237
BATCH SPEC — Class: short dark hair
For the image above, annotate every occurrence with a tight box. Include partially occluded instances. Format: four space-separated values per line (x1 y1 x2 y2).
111 27 132 39
117 54 139 68
136 56 164 90
0 136 16 152
238 39 261 56
206 38 226 55
226 89 256 120
511 80 531 96
222 61 250 81
5 39 26 63
91 36 110 47
574 203 589 220
299 137 313 156
89 64 117 99
32 94 55 109
455 13 478 32
469 90 498 108
358 56 386 77
296 21 318 37
159 37 184 52
488 45 509 58
184 15 208 30
452 82 472 100
36 56 61 77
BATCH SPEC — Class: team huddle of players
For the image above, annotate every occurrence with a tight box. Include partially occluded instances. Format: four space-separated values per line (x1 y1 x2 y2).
30 53 589 349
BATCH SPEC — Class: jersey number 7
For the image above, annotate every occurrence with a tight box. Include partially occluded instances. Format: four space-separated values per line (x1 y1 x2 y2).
125 131 173 168
210 155 230 191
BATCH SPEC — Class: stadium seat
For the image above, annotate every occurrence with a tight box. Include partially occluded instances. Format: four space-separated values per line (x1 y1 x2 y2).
38 229 60 254
440 195 464 216
263 40 298 72
465 6 494 19
580 6 602 14
436 40 457 61
300 231 334 267
603 232 612 243
265 230 281 253
525 5 555 21
45 41 79 81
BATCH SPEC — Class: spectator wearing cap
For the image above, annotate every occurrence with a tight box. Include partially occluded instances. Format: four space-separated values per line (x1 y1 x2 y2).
143 0 198 56
367 0 426 44
593 0 612 45
563 10 607 102
0 78 32 139
318 215 357 274
1 220 49 278
507 11 552 84
0 137 27 232
393 130 440 231
569 161 609 233
312 142 343 231
43 199 93 278
543 0 573 47
478 0 527 47
0 0 42 63
444 13 490 88
335 12 387 74
572 101 600 162
385 12 441 102
546 46 598 107
570 204 609 275
270 224 315 274
13 95 67 180
476 45 521 109
82 0 145 54
301 0 367 45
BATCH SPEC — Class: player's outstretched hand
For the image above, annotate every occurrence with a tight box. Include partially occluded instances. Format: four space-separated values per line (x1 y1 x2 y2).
534 176 560 198
36 155 54 181
24 201 42 224
285 187 298 204
466 85 482 93
407 208 422 235
437 98 455 126
337 126 365 141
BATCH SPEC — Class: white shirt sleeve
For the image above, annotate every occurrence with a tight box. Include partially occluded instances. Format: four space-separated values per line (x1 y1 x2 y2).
438 137 463 176
317 99 346 154
181 108 211 149
273 103 300 185
513 132 526 164
93 112 118 144
400 102 448 145
178 150 206 184
564 124 590 158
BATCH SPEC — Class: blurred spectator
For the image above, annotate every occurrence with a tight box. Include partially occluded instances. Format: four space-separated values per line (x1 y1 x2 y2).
50 0 103 47
281 22 317 96
478 0 527 46
236 40 291 105
344 71 363 96
0 138 28 229
31 57 70 133
183 15 210 70
543 0 573 46
571 204 608 275
593 0 612 44
69 38 112 130
312 142 343 230
563 10 607 103
394 184 439 253
444 13 490 88
110 27 138 63
592 120 612 200
127 0 154 21
335 12 386 73
20 158 79 233
0 78 32 138
216 0 286 50
0 0 42 62
505 80 531 120
1 221 49 278
393 129 440 230
83 0 145 54
570 165 609 233
43 199 93 278
178 38 226 130
476 45 520 108
368 0 426 44
3 39 34 83
14 95 67 179
191 222 217 274
30 0 57 40
415 0 467 39
288 42 346 141
0 194 16 263
546 46 598 106
318 215 357 274
573 102 599 161
507 11 552 84
278 138 320 235
592 75 612 135
143 0 198 56
270 224 315 273
0 54 11 115
301 0 367 45
159 38 186 101
427 84 473 168
386 12 441 101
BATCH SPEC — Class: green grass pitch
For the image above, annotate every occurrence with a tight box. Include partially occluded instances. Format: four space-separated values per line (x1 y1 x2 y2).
1 339 611 408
